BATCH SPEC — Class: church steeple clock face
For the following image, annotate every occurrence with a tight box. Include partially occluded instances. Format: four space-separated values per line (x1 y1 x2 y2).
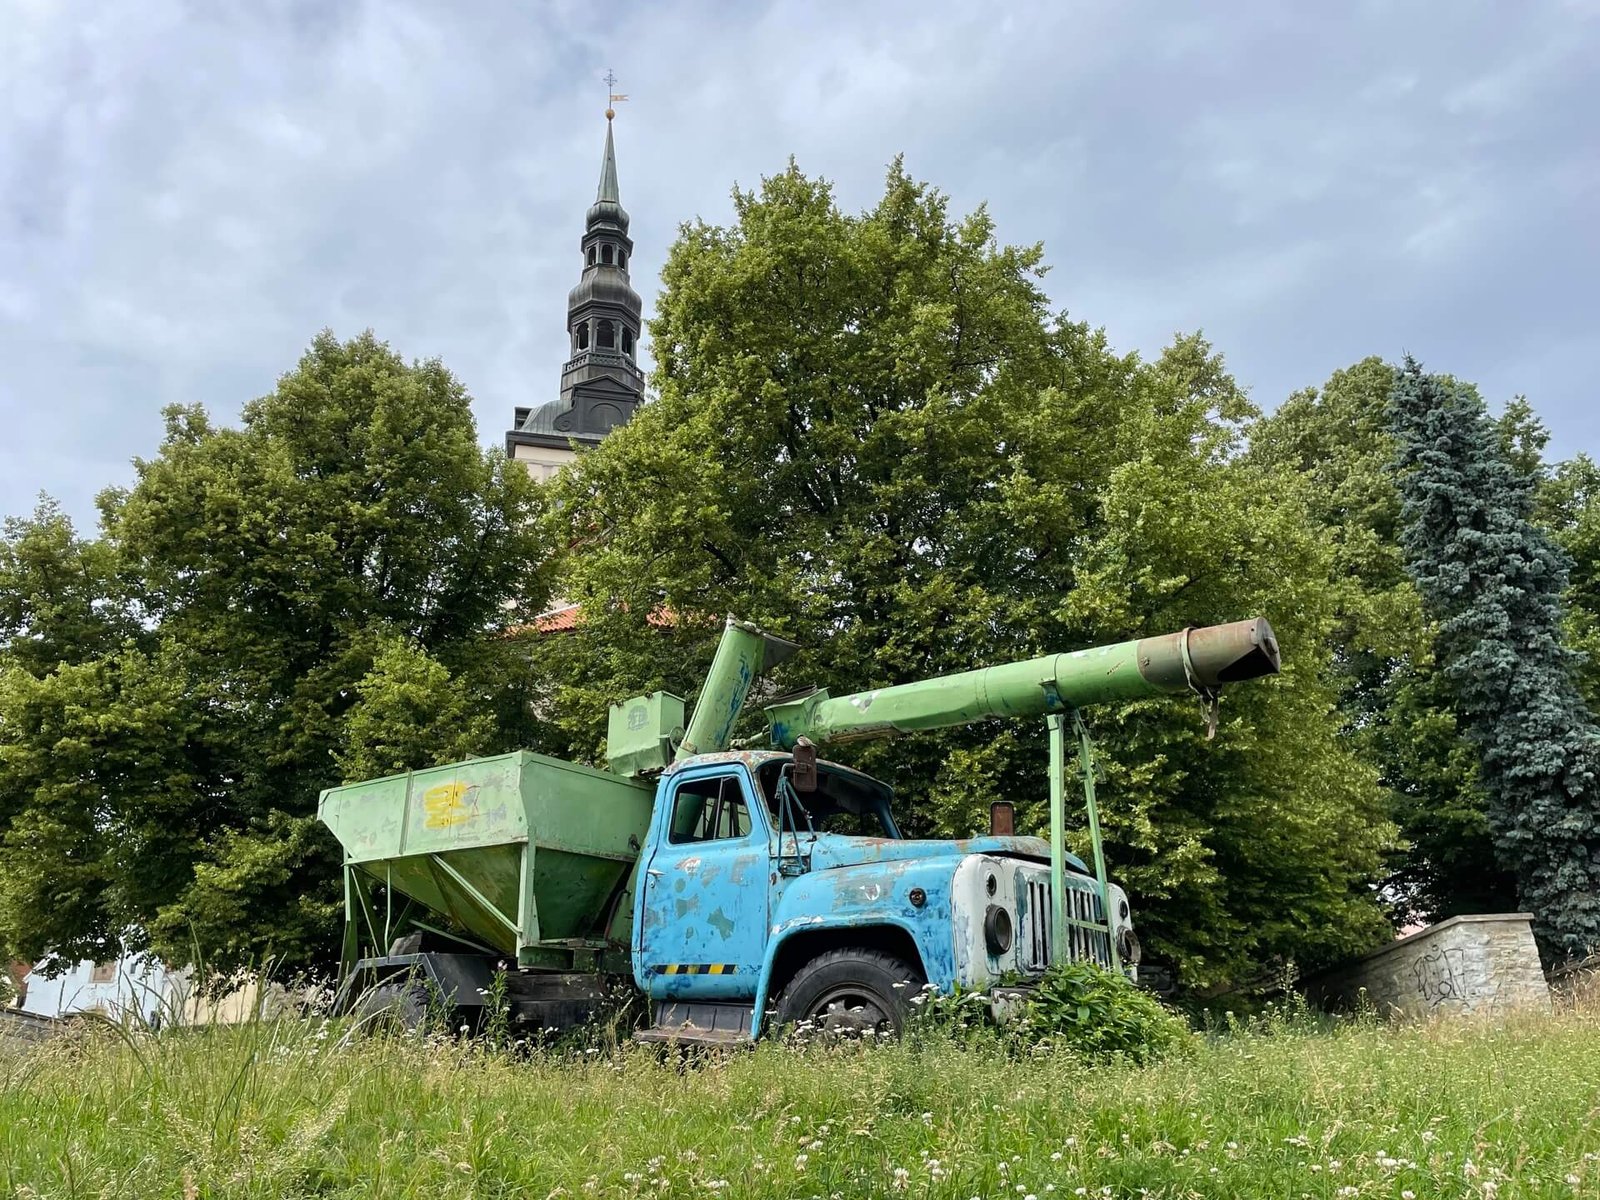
506 74 645 474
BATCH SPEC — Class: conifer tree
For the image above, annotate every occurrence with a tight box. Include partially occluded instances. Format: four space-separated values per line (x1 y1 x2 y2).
1387 357 1600 961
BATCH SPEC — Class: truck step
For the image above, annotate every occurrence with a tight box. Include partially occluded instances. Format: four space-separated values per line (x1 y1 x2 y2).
634 1001 754 1048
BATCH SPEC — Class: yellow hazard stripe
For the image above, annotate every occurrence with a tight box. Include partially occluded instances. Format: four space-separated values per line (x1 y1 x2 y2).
658 964 737 975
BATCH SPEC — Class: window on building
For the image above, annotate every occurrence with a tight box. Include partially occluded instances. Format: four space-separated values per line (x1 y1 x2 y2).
587 246 596 266
617 250 627 270
576 323 589 350
601 244 614 265
598 319 616 349
90 961 117 984
668 775 753 844
622 328 634 355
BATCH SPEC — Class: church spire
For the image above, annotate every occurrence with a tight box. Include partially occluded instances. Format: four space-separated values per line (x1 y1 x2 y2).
505 76 646 472
586 109 630 234
597 117 621 205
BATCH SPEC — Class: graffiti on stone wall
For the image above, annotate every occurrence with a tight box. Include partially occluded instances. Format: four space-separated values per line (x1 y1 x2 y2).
1412 944 1467 1006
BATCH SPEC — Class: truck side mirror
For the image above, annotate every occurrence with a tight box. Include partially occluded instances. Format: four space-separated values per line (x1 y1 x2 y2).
792 737 818 793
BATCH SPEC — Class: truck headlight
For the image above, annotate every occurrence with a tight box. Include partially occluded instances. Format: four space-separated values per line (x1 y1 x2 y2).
1117 927 1141 965
984 905 1013 956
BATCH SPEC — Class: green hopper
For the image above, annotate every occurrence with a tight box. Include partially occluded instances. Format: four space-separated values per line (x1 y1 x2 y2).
319 751 653 972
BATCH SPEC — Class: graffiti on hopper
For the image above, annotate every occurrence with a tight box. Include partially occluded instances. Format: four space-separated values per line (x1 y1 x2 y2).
1412 944 1466 1007
422 781 479 830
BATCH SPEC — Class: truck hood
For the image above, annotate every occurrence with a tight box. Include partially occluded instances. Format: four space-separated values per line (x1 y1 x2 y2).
796 833 1091 876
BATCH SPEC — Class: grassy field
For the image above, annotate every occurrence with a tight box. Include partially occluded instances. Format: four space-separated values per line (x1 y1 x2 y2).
3 995 1599 1199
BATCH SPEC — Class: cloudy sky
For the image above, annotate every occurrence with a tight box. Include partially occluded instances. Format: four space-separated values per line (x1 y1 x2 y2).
3 0 1596 528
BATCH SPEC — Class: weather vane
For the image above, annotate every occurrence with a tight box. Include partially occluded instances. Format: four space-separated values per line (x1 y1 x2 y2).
604 69 628 121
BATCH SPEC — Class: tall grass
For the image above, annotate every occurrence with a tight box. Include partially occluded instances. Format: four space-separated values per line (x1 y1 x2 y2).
3 992 1597 1198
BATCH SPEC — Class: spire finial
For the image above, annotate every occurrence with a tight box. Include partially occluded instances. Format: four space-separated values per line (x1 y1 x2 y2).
603 69 627 122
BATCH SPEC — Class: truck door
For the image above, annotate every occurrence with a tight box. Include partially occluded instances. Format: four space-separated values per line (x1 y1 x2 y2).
637 768 769 1000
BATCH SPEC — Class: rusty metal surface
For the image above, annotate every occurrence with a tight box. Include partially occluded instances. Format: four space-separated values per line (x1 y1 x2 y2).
1133 618 1280 692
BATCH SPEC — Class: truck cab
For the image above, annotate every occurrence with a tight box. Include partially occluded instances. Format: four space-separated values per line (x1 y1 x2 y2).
633 750 1136 1042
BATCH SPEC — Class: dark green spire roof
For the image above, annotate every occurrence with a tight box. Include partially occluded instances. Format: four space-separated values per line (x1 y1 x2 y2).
597 119 620 203
587 117 629 233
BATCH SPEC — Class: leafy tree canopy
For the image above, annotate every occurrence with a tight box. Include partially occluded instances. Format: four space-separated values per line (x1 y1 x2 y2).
1249 362 1600 926
1387 358 1600 960
537 160 1395 990
0 332 548 975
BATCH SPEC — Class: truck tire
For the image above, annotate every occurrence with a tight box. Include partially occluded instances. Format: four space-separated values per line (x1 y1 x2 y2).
352 981 430 1035
775 948 923 1038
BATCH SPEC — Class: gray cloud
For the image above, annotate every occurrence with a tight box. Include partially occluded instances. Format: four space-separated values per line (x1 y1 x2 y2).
2 0 1595 528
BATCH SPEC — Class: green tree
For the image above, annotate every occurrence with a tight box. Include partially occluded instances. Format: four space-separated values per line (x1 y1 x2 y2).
334 638 499 782
1247 360 1515 922
0 331 548 974
0 499 135 677
1387 358 1600 961
537 161 1394 990
1538 453 1600 711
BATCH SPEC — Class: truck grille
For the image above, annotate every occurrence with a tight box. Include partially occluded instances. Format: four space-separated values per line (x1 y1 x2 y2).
1021 877 1112 971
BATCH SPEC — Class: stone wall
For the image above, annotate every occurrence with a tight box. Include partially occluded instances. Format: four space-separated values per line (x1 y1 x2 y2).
1302 913 1549 1018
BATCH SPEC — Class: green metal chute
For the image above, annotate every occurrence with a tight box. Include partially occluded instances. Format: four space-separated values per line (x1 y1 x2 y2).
764 619 1279 747
678 616 798 759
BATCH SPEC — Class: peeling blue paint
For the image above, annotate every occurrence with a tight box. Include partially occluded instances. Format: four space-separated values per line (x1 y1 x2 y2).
632 754 1093 1028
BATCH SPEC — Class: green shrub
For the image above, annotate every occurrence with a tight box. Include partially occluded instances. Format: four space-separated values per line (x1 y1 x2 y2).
1017 961 1194 1063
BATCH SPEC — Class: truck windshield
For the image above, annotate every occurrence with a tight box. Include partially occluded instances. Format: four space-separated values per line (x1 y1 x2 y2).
756 760 900 839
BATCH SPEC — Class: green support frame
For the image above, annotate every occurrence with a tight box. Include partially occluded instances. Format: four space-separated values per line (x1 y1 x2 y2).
1046 711 1120 973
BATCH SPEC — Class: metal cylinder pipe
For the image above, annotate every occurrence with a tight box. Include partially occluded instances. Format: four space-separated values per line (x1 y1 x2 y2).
764 618 1279 748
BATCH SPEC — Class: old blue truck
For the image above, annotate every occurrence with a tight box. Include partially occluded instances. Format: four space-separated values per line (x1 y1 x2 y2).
319 616 1279 1043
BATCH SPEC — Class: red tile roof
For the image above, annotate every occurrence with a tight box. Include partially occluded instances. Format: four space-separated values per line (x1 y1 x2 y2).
511 603 678 635
531 603 582 633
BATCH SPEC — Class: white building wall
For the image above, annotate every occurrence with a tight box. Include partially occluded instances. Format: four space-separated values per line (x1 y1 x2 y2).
21 952 174 1023
512 442 578 483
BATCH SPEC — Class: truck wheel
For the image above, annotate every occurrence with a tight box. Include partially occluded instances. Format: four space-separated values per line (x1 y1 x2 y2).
352 981 429 1035
775 948 923 1038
